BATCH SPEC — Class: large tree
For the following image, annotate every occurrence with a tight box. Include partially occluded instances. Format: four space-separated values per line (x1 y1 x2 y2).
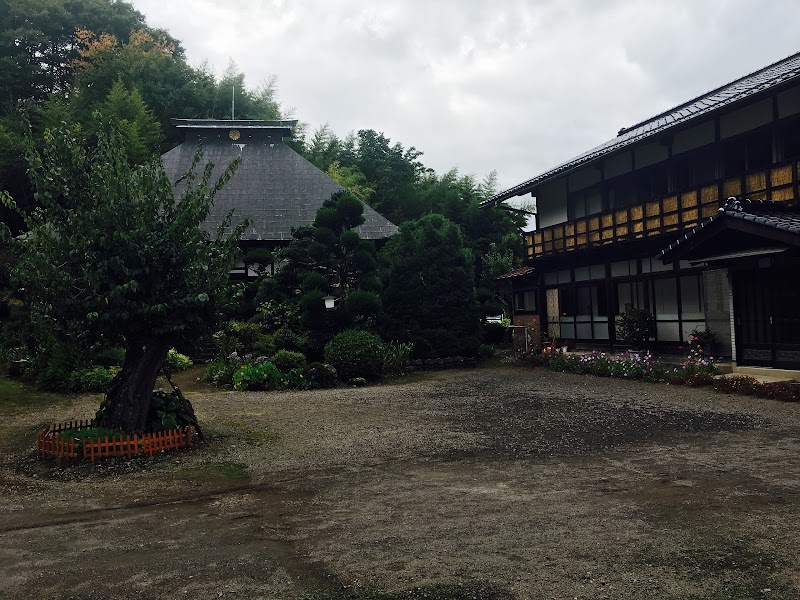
380 214 481 358
1 125 244 432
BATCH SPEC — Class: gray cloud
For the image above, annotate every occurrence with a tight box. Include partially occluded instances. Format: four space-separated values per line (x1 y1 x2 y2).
131 0 800 191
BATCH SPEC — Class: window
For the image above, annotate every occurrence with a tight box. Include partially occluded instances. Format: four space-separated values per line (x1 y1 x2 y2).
514 290 538 312
569 187 603 219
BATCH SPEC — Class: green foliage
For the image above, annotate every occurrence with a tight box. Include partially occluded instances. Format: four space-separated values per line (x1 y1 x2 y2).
252 333 276 358
203 360 237 387
345 289 382 326
546 349 718 386
233 362 282 391
270 350 306 373
324 329 385 381
2 124 245 348
380 214 481 358
146 390 198 432
306 362 337 388
714 375 800 401
232 361 310 392
68 366 119 393
165 348 192 372
616 308 656 349
382 341 414 377
57 426 119 450
483 322 508 345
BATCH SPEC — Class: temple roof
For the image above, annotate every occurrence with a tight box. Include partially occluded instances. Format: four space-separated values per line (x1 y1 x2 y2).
161 125 398 242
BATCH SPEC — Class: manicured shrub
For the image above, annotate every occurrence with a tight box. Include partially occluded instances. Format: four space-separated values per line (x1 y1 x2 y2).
252 333 276 358
93 346 125 367
271 349 306 373
274 327 300 351
165 348 193 372
324 329 385 381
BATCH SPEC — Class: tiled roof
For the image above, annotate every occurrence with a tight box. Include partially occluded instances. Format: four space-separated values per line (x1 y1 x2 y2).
496 266 536 280
161 138 398 242
485 51 800 206
660 199 800 259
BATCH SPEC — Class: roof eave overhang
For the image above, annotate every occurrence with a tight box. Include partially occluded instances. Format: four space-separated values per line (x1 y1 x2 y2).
661 213 800 263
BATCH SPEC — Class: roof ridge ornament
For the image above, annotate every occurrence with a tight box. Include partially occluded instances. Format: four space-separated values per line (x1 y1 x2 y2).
722 197 743 212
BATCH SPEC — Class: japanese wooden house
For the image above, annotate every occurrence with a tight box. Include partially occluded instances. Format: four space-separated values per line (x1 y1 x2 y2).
161 119 398 277
486 52 800 369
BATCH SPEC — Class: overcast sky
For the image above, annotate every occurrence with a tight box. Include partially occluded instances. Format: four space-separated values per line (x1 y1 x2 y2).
130 0 800 194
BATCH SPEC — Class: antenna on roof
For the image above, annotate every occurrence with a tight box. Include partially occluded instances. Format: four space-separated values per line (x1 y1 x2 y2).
231 85 235 120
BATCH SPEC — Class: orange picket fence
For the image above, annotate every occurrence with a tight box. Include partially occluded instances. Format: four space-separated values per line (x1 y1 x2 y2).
37 420 192 462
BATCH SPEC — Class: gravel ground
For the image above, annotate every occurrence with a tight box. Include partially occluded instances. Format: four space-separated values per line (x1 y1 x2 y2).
1 367 799 599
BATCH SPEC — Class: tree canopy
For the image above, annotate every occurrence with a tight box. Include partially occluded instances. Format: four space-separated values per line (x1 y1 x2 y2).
1 125 245 431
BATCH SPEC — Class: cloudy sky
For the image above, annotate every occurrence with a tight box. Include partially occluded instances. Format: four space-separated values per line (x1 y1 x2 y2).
130 0 800 193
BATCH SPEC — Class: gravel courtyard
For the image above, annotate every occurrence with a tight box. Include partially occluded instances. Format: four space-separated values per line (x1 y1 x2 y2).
1 367 799 599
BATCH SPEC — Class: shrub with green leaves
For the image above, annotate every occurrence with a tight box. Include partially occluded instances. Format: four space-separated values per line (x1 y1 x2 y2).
324 329 384 381
165 348 192 372
146 390 199 432
233 362 284 391
270 349 306 373
616 308 656 349
306 362 337 388
382 341 414 376
69 366 120 392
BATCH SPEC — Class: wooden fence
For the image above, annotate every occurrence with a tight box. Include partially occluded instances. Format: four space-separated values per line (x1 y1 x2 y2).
37 420 192 462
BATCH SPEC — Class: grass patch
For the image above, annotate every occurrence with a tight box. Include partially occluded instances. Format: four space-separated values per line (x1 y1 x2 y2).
177 461 250 481
0 375 77 416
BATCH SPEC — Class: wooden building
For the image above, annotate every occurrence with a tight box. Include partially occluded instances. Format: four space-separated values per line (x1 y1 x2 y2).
161 119 398 277
485 53 800 369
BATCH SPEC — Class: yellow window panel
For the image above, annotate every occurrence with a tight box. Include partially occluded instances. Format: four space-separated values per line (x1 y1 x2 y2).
770 165 793 187
746 171 767 192
723 178 741 198
681 191 698 207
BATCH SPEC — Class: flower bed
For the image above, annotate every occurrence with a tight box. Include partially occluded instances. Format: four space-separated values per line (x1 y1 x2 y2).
37 419 192 462
546 345 718 385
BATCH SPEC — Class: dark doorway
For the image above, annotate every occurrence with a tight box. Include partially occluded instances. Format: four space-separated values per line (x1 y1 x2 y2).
733 268 800 369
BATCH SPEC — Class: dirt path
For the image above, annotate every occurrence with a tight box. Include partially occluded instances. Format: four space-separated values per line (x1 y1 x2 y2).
1 367 799 599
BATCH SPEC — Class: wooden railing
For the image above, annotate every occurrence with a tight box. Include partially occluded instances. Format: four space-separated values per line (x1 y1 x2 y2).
527 161 799 258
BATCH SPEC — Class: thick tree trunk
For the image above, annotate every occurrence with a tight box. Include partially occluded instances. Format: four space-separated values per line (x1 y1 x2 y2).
100 337 171 433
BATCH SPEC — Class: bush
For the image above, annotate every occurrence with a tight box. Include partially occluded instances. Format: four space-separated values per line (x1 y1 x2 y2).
231 362 312 391
204 360 237 386
483 322 508 345
324 329 385 381
68 366 120 392
165 348 192 372
714 375 800 401
93 346 125 367
616 308 656 350
252 333 276 358
382 341 414 377
306 362 337 388
146 390 199 432
271 349 306 373
233 362 283 391
274 327 300 351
